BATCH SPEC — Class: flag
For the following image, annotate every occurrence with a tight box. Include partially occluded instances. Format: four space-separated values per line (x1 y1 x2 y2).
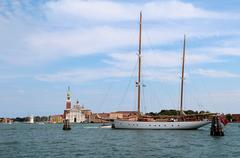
220 116 228 126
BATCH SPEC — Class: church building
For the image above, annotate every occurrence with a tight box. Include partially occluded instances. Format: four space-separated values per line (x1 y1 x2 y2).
63 87 86 123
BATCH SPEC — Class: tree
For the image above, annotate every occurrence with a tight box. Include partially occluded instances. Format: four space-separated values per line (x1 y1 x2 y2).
225 114 232 122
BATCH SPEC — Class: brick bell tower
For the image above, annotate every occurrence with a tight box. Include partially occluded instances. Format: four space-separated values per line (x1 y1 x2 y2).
66 86 71 109
64 86 71 119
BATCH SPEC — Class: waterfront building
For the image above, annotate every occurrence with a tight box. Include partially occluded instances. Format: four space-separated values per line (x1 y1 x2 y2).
232 114 240 122
97 113 110 119
49 115 63 124
89 113 108 123
2 118 13 124
109 111 138 120
65 100 86 123
88 113 110 123
81 108 92 118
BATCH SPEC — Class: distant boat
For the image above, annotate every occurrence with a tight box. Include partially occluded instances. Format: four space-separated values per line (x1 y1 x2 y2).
100 123 112 129
112 12 211 130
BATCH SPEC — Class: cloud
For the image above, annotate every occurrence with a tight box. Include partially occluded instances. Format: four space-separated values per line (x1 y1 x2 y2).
35 48 238 83
35 68 131 83
196 47 240 57
46 0 225 21
25 26 137 57
35 66 181 83
46 0 137 22
209 90 240 98
17 89 25 95
192 69 240 78
105 49 219 69
0 0 239 66
2 1 240 116
205 90 240 113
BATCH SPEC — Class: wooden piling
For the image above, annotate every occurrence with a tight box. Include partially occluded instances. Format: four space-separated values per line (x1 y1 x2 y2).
63 119 71 130
210 116 224 136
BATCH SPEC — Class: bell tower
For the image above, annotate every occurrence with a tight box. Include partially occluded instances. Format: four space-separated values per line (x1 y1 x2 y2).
66 86 71 109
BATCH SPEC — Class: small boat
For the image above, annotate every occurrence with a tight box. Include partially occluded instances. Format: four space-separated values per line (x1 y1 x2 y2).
100 123 112 128
37 122 45 125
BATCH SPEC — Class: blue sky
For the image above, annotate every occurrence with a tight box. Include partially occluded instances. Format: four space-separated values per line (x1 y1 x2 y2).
1 0 240 117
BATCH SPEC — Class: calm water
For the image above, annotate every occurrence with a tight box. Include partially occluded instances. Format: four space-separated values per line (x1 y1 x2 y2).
0 123 239 158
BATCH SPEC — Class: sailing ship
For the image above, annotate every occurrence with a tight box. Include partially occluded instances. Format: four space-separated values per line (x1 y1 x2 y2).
112 12 211 130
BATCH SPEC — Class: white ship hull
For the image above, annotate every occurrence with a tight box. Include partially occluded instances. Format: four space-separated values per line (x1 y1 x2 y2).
113 120 210 130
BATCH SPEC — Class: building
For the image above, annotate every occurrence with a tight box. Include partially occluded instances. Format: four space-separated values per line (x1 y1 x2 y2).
232 114 240 122
63 87 87 123
66 100 86 123
88 113 110 123
97 113 110 119
49 115 63 124
89 113 110 123
1 118 13 124
81 108 92 118
109 111 138 120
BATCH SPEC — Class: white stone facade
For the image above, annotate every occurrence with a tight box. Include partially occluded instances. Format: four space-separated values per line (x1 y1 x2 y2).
65 102 86 123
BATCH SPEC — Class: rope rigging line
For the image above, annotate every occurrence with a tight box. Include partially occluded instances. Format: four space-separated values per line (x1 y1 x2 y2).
143 30 178 111
118 60 138 108
117 20 140 110
186 60 210 112
98 83 113 112
141 64 154 112
190 72 212 112
133 80 137 111
142 82 147 113
142 32 160 111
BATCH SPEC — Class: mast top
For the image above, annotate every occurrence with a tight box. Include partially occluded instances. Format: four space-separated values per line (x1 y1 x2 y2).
67 86 71 100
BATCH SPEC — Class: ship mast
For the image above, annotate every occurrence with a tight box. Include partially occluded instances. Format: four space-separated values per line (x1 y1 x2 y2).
137 11 142 115
180 35 186 116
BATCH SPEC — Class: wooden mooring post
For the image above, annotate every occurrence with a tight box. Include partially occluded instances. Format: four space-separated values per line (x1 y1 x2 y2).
63 119 71 130
210 116 224 136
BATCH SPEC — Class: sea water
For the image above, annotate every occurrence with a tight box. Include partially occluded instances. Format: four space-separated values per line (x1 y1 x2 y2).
0 123 239 158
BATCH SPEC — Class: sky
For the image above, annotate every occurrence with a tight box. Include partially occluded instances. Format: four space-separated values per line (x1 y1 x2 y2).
1 0 240 117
